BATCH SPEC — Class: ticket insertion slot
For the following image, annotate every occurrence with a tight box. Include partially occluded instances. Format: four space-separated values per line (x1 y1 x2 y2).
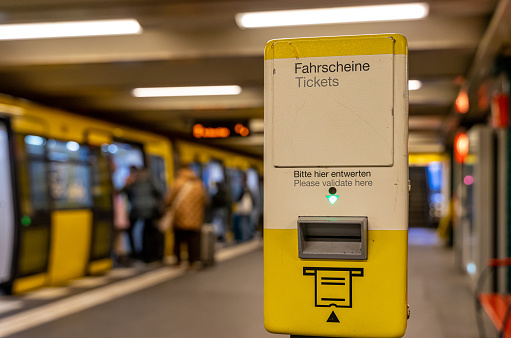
298 216 368 260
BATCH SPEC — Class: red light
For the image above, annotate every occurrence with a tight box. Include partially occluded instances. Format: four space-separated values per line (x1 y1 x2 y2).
491 93 510 128
239 127 249 137
478 82 489 111
455 90 469 114
234 123 249 136
464 175 473 185
454 132 469 164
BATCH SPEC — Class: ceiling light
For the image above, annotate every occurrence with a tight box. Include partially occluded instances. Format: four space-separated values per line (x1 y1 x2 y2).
408 80 422 90
0 19 142 40
235 3 429 29
132 86 242 97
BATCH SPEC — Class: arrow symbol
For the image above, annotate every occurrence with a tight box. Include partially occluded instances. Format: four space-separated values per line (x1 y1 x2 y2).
326 195 339 205
326 311 340 323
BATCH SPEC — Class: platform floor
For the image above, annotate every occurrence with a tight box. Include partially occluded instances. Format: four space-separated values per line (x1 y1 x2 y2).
0 229 479 338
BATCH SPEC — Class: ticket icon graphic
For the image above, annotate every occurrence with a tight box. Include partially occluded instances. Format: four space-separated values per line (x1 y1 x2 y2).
303 267 364 308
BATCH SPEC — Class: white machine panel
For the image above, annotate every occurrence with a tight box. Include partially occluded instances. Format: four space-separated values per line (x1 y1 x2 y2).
272 54 394 167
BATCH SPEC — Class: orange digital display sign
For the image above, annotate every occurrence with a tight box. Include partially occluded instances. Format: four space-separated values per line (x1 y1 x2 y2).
192 121 249 139
193 124 230 138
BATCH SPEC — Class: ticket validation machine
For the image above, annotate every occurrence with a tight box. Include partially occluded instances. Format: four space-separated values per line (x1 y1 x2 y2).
264 34 409 337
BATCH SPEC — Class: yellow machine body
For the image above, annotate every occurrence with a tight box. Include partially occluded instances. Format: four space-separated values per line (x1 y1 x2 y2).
264 34 409 337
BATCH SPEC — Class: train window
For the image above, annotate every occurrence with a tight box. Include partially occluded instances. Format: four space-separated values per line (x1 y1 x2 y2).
90 149 113 210
29 160 50 211
246 168 259 196
246 168 262 233
0 120 15 284
226 168 244 202
15 134 52 277
48 162 92 209
44 140 92 209
17 135 50 212
149 155 167 195
246 168 260 203
47 139 89 162
110 141 145 190
189 162 203 180
203 160 225 193
18 136 93 210
24 135 46 156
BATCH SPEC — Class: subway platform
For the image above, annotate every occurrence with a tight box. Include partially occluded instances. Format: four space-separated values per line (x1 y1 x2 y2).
0 229 478 338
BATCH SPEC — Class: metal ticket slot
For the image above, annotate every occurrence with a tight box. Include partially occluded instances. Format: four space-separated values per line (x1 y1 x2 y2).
264 34 409 338
298 216 368 260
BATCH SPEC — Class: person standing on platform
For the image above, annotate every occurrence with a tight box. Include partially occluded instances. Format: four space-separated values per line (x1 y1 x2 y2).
122 166 139 259
233 174 254 242
166 165 206 269
210 181 229 241
123 167 164 263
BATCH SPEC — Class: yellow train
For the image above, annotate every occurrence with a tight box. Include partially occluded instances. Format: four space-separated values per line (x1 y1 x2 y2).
0 94 262 294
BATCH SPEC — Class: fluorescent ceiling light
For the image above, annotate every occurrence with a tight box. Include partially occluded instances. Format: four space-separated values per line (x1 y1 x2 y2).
236 3 429 28
0 19 142 40
132 85 242 97
409 80 422 90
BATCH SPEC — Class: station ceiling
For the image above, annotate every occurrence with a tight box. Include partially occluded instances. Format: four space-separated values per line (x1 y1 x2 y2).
0 0 510 157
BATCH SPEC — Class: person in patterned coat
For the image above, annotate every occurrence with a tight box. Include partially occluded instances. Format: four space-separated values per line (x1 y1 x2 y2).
166 165 206 267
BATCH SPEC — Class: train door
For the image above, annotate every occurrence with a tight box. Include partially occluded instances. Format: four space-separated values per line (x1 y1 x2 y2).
246 167 262 235
13 134 52 292
110 141 145 255
149 155 167 196
408 166 433 227
203 160 227 239
88 147 114 274
226 168 243 203
46 140 93 285
226 168 247 242
0 118 16 290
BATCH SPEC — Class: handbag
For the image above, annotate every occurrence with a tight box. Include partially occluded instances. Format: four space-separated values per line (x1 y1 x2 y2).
158 182 193 233
158 208 175 233
113 193 130 230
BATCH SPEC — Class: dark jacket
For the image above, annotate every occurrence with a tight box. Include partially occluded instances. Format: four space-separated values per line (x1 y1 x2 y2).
124 172 162 220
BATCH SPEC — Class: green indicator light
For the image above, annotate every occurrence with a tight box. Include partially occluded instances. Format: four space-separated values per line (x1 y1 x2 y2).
21 216 32 226
326 195 339 205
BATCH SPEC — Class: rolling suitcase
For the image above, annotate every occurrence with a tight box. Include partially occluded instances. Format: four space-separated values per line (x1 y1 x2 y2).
201 224 216 267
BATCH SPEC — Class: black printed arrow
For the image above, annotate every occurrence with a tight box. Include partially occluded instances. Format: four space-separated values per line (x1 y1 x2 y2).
326 311 340 323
